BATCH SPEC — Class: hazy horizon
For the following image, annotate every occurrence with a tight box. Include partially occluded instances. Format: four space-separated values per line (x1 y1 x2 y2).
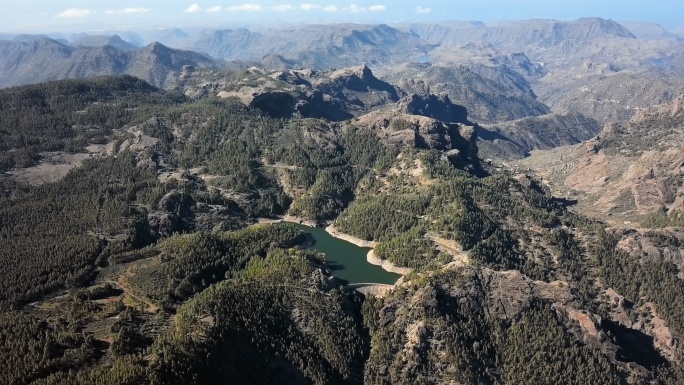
2 1 683 34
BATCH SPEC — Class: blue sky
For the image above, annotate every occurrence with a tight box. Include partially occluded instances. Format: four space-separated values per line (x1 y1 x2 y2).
2 1 683 33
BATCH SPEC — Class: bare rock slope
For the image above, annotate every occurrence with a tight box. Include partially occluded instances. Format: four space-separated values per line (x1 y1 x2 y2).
517 95 684 220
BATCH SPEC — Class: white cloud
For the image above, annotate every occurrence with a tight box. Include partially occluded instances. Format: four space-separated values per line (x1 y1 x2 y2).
415 6 431 14
368 5 385 11
271 4 293 11
226 3 263 11
300 3 320 10
347 4 366 13
105 8 151 15
184 4 201 13
206 6 222 13
322 5 339 12
56 8 93 18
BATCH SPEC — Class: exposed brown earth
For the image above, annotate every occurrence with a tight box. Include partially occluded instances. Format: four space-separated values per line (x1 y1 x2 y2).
515 95 684 221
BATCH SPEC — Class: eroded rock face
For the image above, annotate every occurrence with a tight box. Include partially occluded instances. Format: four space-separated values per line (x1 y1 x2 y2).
218 65 403 121
248 91 297 118
150 191 196 237
354 110 481 173
523 95 684 219
395 93 468 124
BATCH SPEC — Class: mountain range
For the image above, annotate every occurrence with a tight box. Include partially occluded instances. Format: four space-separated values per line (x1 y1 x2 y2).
0 38 217 88
1 14 684 383
3 17 684 125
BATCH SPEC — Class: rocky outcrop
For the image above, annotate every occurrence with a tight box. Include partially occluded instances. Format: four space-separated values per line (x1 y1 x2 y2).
248 91 298 118
149 191 196 237
481 269 574 320
395 93 468 124
310 64 402 115
216 65 401 121
355 110 481 172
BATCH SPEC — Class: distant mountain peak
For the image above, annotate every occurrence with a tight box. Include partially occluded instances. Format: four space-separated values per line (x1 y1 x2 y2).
617 20 682 41
167 28 188 38
29 38 72 55
32 37 68 48
411 17 636 50
70 34 137 52
145 41 166 50
13 34 53 44
329 63 373 80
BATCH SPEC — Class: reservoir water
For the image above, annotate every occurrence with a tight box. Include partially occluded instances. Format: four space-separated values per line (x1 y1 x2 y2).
292 224 400 285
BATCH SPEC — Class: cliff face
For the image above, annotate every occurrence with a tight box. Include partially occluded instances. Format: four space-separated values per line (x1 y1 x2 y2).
200 65 403 121
356 111 476 154
395 93 469 124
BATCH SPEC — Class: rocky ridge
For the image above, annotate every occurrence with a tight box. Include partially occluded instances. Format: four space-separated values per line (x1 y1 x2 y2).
182 23 434 70
478 112 602 159
383 62 550 123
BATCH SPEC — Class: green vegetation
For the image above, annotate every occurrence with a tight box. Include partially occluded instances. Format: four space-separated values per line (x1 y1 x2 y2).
0 75 184 171
336 152 563 271
149 250 367 385
364 271 622 385
640 210 684 228
594 230 684 339
496 305 620 384
128 225 305 305
0 75 682 385
0 152 165 306
20 251 367 385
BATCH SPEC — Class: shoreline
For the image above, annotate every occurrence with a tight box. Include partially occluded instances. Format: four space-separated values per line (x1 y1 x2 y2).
257 215 325 228
325 224 412 277
365 249 412 276
325 224 377 248
258 218 413 281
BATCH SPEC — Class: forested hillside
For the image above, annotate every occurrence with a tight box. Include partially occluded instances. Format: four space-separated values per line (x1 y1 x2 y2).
0 74 683 385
